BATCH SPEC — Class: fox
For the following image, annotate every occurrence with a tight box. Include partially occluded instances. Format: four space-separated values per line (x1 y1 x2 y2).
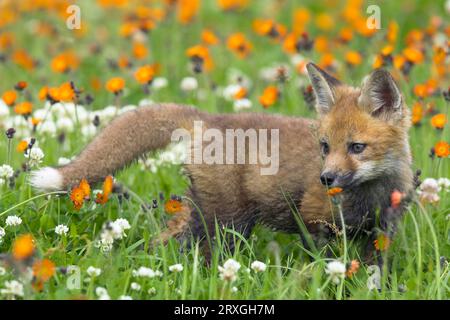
30 63 414 260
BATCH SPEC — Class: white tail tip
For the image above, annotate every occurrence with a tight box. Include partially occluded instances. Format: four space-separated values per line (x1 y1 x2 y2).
29 167 63 191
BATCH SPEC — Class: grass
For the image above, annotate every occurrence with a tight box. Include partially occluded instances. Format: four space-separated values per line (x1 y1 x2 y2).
0 0 449 300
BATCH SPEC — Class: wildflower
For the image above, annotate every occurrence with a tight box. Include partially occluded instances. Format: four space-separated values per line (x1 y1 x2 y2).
327 187 343 196
0 266 5 275
95 287 110 300
110 218 131 239
152 77 168 90
134 65 156 85
180 77 198 92
1 280 24 298
259 86 279 108
434 141 449 158
79 179 91 199
32 259 56 282
431 114 447 130
250 260 267 272
186 45 213 72
346 260 360 278
130 282 141 291
2 90 17 106
25 147 44 167
417 178 440 203
0 164 14 181
165 199 183 214
55 224 69 236
16 140 28 153
14 101 32 117
70 186 85 210
437 178 450 192
345 51 362 66
367 265 381 291
119 295 133 300
227 33 252 58
12 234 35 260
218 259 241 282
177 0 200 24
148 287 156 295
169 264 183 273
105 77 125 95
390 190 405 209
201 29 219 46
315 13 334 31
411 102 424 125
374 234 391 251
87 266 102 277
6 215 22 227
0 227 5 239
403 47 424 64
325 260 346 284
95 176 114 205
233 98 252 112
133 266 157 278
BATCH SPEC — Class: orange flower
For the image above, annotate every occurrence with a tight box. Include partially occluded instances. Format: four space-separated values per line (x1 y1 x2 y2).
315 13 334 31
38 86 49 101
2 90 17 106
58 82 75 102
218 0 249 11
434 141 449 158
411 102 424 125
165 199 183 214
15 81 27 91
346 260 360 278
390 190 404 209
17 140 28 152
431 114 447 130
413 84 428 99
79 179 91 199
345 51 362 66
32 258 56 282
51 51 79 73
374 234 391 251
14 101 32 116
292 8 310 35
106 77 125 94
339 27 353 43
95 175 114 205
201 29 219 46
403 47 424 64
134 65 156 84
12 234 35 261
386 21 399 44
253 19 286 41
259 86 279 108
227 33 252 58
186 45 213 71
327 187 343 196
70 186 85 210
31 117 41 127
132 42 148 60
234 87 247 100
177 0 200 24
12 50 35 70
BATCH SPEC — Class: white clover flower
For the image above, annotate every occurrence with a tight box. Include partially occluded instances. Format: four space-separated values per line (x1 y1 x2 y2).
81 124 97 137
25 147 44 167
0 100 9 118
325 260 346 285
38 121 57 135
0 178 5 186
0 227 5 239
231 286 238 293
437 178 450 192
0 267 6 276
0 164 14 180
148 287 156 295
168 264 183 273
152 77 168 90
180 77 198 92
417 178 440 204
250 260 267 273
1 280 24 298
55 224 69 236
130 282 141 291
5 215 22 227
56 117 74 132
138 98 154 107
233 98 252 112
118 295 133 300
87 266 102 277
133 266 156 278
95 286 110 300
57 157 71 166
218 259 241 282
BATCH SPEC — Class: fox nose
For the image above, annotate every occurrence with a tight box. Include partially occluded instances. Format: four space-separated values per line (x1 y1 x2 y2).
320 172 336 186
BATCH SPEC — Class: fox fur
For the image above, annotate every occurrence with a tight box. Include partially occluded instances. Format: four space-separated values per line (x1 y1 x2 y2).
31 63 414 256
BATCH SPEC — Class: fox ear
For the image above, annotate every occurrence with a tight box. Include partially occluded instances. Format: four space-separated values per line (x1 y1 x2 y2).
306 62 341 115
358 69 403 122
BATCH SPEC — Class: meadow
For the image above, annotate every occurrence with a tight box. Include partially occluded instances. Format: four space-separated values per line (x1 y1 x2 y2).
0 0 449 300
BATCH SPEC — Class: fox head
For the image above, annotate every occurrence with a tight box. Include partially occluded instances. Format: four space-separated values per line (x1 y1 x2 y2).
306 63 411 189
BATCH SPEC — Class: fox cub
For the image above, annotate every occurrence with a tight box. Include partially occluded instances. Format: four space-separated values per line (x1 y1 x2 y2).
31 63 413 256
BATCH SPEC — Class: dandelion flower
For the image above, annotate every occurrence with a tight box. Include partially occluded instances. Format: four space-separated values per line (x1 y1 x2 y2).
325 260 346 284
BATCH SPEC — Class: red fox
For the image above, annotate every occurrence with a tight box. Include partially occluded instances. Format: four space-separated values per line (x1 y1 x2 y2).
30 63 413 256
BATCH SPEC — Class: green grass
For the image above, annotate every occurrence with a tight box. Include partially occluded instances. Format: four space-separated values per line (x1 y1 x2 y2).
0 0 449 300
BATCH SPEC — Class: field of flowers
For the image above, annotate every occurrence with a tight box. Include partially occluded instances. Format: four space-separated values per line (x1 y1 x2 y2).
0 0 449 300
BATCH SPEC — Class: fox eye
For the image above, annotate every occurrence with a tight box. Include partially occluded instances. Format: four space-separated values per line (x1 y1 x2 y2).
320 141 330 155
349 143 366 154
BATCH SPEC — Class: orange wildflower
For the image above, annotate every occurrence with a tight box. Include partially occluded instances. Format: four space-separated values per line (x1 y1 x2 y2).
346 260 360 278
132 42 148 60
390 190 404 209
12 50 35 70
218 0 249 11
386 21 399 44
403 47 424 64
165 199 183 214
70 186 85 210
38 86 49 101
315 13 334 31
374 234 391 251
15 81 27 91
234 87 247 100
134 65 156 85
430 114 447 130
79 179 91 199
96 175 114 205
259 86 279 108
106 77 125 94
186 45 213 71
413 84 427 99
2 90 17 106
51 51 79 73
201 29 219 46
12 234 35 261
177 0 200 24
327 187 343 196
434 141 449 158
339 27 353 43
411 102 424 125
345 51 362 66
293 8 310 35
31 117 41 127
227 33 252 58
14 101 32 116
58 82 75 102
32 259 56 282
16 140 28 152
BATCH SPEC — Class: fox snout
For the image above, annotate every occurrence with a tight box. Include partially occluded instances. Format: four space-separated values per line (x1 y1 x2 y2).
320 170 354 188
